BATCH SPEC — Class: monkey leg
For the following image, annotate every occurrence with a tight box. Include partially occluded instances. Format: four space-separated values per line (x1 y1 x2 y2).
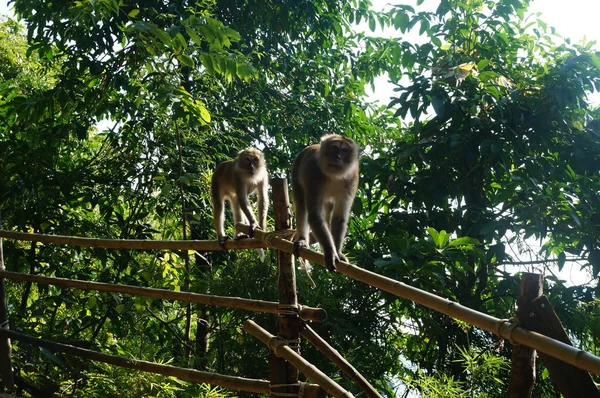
331 210 350 265
307 213 338 272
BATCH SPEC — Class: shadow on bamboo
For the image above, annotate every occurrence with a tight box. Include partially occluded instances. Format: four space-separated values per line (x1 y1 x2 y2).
235 223 600 377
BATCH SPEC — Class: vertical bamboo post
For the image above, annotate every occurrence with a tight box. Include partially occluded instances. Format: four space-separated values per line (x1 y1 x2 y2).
0 236 14 392
508 272 541 398
269 178 300 397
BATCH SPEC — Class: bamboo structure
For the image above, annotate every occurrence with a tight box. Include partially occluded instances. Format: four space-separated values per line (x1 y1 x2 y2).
236 223 600 376
0 230 265 251
244 320 354 398
509 273 541 398
0 328 270 393
270 178 301 397
301 324 381 398
0 270 326 322
0 239 14 392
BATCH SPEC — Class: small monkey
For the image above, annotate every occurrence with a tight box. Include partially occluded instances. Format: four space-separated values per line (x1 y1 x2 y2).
291 134 360 272
211 148 268 249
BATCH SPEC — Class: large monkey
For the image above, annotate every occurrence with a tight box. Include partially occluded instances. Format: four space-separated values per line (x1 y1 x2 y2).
211 148 268 248
291 134 360 272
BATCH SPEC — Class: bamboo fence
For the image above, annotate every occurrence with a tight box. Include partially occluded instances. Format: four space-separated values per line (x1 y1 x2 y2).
0 230 265 250
0 328 271 394
244 320 354 398
236 223 600 376
0 270 326 322
301 324 381 398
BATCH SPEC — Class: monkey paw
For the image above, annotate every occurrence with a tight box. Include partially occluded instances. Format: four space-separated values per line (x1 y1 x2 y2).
324 252 339 273
248 222 261 238
338 253 348 263
235 232 250 240
217 236 231 249
293 239 308 257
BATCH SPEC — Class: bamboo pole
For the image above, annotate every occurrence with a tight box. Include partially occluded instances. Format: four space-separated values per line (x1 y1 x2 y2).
0 239 14 392
236 223 600 376
0 328 269 393
509 273 540 398
0 270 326 322
0 231 266 251
301 324 381 398
270 178 300 397
244 320 354 398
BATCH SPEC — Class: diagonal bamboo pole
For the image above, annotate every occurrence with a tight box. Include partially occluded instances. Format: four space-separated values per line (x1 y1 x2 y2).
244 320 354 398
0 230 266 250
236 223 600 376
0 328 270 393
300 324 381 398
0 328 325 396
0 270 326 322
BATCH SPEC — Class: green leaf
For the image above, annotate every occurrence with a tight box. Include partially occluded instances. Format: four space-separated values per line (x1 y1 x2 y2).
368 16 376 32
177 54 195 68
128 9 140 18
40 348 65 366
449 237 480 247
557 252 566 271
199 53 215 74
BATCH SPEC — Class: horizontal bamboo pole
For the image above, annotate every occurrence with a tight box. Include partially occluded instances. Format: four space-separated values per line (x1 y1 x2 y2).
0 328 269 394
0 270 326 322
236 223 600 376
0 230 266 251
301 324 382 398
244 320 354 398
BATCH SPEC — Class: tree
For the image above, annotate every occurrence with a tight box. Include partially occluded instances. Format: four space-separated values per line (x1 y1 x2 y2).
362 0 600 395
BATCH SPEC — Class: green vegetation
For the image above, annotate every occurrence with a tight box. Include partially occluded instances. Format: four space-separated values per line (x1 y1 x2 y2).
1 0 600 396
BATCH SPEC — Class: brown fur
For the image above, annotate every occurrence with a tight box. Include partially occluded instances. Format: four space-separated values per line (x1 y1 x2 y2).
211 148 268 246
291 134 359 271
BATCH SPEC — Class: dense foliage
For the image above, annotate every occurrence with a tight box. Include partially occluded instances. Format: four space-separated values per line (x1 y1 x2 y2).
1 0 600 396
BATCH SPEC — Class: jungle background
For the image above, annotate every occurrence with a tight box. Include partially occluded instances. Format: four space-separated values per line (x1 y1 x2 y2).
1 0 600 396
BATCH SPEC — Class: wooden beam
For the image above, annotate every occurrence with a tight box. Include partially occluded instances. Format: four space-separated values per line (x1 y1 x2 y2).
244 320 354 398
508 272 541 398
0 270 326 322
0 231 266 251
270 178 302 397
301 324 381 398
236 223 600 376
0 328 270 394
526 295 600 398
0 239 14 392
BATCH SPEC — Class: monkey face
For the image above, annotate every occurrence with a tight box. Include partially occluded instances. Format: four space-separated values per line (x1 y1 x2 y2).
237 148 265 175
319 136 359 177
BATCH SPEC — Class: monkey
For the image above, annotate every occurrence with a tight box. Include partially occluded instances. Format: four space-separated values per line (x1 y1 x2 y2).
211 148 268 251
291 134 360 272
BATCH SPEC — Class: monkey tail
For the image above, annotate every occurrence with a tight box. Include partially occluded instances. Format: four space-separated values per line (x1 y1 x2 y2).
257 248 265 262
298 257 317 289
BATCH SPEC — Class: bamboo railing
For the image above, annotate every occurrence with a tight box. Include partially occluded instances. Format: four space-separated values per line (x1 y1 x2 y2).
0 230 266 250
244 320 354 398
0 328 270 394
0 270 326 322
236 223 600 376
